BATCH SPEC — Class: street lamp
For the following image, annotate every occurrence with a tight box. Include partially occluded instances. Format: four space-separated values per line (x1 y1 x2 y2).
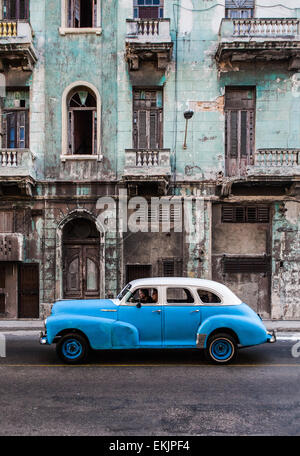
183 110 194 149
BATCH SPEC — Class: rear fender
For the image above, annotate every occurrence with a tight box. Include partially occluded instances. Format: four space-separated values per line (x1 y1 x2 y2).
197 315 268 348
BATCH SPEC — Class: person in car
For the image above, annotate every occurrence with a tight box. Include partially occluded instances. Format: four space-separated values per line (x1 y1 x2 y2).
138 288 154 303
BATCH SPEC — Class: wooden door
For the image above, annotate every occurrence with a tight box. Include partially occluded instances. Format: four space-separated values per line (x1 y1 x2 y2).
225 88 255 177
133 89 163 150
18 264 39 318
0 264 5 314
63 244 100 299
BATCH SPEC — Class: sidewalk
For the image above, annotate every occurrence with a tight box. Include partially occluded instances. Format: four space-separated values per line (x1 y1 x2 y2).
0 319 300 332
0 320 44 331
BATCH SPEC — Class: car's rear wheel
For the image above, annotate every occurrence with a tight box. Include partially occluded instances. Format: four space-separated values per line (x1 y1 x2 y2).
56 333 89 364
205 333 237 364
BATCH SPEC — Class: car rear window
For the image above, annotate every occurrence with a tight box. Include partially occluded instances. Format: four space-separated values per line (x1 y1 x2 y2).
197 289 222 304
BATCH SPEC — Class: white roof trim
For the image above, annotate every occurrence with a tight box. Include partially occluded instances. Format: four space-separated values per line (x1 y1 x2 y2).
128 278 242 306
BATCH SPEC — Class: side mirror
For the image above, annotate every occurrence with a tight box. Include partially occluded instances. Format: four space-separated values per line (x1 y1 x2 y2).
136 300 142 309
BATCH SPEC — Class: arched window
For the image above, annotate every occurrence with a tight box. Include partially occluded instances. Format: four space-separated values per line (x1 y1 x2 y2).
68 87 97 155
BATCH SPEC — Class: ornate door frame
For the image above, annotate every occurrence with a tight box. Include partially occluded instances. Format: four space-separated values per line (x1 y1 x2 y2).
56 210 105 301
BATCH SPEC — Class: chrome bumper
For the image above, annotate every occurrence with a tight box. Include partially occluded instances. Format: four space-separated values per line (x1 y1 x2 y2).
267 330 277 343
39 331 48 345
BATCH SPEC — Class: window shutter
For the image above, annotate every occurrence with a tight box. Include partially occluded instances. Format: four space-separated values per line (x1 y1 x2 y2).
75 0 80 26
229 111 238 158
225 0 254 7
68 111 75 154
68 0 73 27
6 112 16 149
257 207 269 223
0 211 14 232
149 112 157 149
93 0 97 27
18 111 26 149
222 206 269 223
223 256 270 274
138 111 147 149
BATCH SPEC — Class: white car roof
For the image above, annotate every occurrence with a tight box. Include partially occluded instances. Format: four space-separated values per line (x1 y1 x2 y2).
128 277 242 305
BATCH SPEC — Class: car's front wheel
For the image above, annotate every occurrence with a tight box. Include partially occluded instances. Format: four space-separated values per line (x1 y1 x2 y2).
56 333 89 364
205 333 237 364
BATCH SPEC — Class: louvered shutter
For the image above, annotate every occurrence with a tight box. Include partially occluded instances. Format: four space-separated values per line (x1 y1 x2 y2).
225 0 254 7
138 111 147 149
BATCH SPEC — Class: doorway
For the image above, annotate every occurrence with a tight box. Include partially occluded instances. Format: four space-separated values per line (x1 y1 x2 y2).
63 218 100 299
18 264 39 318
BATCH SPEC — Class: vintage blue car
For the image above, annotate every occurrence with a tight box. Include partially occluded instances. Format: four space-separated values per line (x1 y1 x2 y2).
40 277 276 364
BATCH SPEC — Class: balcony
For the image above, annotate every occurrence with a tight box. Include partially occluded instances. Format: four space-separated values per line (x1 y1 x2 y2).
247 149 300 178
0 20 37 70
216 18 300 69
0 149 36 195
125 19 173 70
0 233 24 261
123 148 171 186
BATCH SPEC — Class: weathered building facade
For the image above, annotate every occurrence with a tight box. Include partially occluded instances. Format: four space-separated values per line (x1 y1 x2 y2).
0 0 299 320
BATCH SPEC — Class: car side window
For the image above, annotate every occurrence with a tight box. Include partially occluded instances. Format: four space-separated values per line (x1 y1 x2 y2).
198 289 222 304
126 288 158 305
166 288 194 304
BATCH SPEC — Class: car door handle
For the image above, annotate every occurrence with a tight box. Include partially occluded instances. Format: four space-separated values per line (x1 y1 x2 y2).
190 310 200 313
152 310 161 314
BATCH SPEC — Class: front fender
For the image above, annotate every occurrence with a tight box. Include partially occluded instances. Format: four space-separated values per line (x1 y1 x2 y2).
197 314 268 348
46 314 139 349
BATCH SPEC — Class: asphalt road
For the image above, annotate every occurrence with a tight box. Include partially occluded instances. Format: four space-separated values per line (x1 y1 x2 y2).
0 332 299 436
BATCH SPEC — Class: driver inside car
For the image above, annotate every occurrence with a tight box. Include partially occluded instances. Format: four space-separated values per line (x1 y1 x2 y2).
138 288 154 304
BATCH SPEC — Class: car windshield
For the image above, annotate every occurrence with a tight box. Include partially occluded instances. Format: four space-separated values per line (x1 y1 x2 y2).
117 283 132 300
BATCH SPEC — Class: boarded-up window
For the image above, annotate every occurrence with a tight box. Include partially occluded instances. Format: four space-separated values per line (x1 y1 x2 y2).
225 0 254 18
222 206 269 223
133 0 164 19
126 264 152 283
3 0 29 19
68 0 97 27
133 89 163 150
225 87 255 176
3 110 28 149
